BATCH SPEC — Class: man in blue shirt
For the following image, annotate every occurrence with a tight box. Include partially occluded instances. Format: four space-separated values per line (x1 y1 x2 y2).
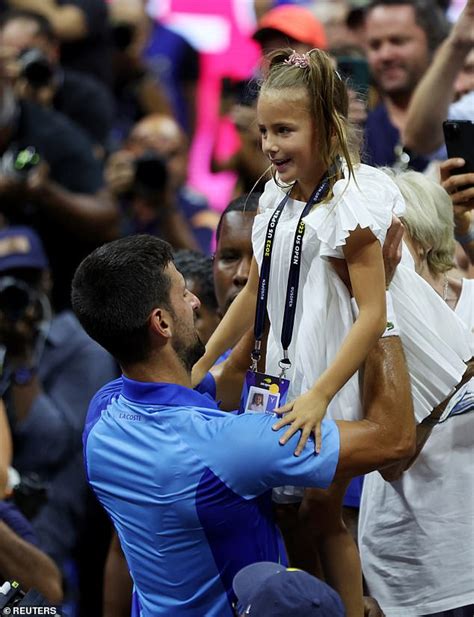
71 235 415 617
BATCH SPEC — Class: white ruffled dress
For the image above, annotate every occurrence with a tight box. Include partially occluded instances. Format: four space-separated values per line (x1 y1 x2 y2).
253 164 472 424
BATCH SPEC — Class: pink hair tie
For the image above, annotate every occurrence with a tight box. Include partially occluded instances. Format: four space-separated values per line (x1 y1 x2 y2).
284 51 310 69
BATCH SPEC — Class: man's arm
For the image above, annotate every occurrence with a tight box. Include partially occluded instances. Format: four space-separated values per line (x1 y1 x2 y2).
0 519 63 604
103 531 133 617
403 0 474 154
334 337 416 481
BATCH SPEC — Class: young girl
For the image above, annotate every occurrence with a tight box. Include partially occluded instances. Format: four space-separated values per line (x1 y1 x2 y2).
191 47 471 617
193 48 471 452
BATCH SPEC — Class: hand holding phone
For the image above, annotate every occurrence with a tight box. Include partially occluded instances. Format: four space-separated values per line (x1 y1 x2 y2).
440 157 474 210
443 120 474 174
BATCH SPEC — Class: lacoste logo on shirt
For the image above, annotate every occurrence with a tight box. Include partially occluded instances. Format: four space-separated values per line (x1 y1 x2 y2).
119 413 142 421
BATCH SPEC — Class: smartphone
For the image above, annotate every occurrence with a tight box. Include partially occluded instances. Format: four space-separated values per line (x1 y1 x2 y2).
336 57 370 95
443 120 474 174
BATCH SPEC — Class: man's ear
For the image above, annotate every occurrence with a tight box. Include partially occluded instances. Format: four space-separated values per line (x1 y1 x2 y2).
149 307 172 340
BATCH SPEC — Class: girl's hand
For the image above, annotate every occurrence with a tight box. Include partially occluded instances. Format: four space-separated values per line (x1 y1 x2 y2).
272 388 330 456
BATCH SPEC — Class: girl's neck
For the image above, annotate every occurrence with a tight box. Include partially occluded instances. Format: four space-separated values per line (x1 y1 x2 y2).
292 171 329 202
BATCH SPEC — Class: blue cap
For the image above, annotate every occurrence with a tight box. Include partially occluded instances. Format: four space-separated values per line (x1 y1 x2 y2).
0 226 48 272
233 562 345 616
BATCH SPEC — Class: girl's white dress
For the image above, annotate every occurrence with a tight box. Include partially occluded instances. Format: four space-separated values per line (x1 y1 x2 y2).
253 164 472 425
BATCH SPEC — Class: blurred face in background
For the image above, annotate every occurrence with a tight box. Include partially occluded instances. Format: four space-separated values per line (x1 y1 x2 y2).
184 276 221 346
0 17 58 63
129 115 188 189
453 49 474 101
213 211 255 316
365 5 430 98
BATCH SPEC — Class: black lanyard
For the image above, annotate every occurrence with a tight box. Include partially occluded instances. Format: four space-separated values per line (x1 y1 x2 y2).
252 175 331 374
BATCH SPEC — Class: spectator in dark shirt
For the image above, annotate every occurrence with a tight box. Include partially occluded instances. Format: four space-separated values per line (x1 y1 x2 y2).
0 226 118 568
0 58 119 308
0 9 115 154
364 0 449 171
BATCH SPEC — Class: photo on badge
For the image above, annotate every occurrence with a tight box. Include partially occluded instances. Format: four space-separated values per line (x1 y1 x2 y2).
245 387 273 413
240 371 290 415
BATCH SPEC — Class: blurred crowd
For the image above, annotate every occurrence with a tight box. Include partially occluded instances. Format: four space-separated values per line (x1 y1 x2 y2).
0 0 472 616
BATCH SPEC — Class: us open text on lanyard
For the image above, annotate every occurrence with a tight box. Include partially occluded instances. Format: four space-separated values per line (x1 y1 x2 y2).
251 173 332 378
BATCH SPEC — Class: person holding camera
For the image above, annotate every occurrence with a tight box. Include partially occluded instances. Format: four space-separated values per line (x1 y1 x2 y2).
105 113 219 254
0 9 115 156
0 45 119 310
0 226 118 571
5 0 112 88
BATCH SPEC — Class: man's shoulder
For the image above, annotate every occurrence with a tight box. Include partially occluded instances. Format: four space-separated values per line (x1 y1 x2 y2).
83 377 123 454
86 378 123 424
89 377 123 408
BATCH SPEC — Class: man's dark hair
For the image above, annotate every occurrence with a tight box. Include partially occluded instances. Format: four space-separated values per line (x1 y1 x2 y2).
173 250 217 310
0 9 57 42
71 235 174 366
216 192 261 243
366 0 449 52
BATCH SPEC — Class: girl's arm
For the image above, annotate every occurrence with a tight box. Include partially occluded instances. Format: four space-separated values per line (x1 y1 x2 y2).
192 256 260 386
274 227 387 454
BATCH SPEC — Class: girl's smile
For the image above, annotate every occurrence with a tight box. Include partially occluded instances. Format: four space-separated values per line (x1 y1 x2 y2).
257 88 326 199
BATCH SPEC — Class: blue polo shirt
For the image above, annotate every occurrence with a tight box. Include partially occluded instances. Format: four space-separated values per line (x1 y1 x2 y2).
83 376 340 616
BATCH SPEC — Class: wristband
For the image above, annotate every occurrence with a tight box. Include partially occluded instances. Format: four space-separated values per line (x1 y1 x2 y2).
350 291 400 337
